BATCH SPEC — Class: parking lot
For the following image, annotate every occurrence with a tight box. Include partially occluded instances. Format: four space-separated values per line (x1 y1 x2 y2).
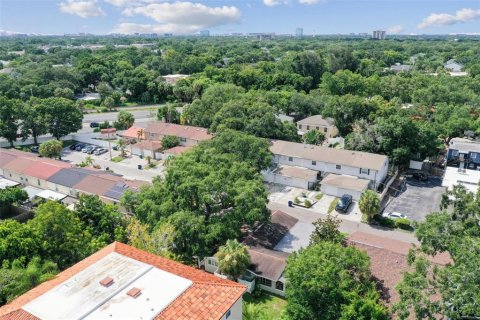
383 176 445 221
61 143 163 182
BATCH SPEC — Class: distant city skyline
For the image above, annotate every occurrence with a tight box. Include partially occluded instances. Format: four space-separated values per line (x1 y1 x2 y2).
1 0 479 36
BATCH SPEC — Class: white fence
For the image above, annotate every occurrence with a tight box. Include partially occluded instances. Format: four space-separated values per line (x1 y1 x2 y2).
0 133 117 149
0 135 74 148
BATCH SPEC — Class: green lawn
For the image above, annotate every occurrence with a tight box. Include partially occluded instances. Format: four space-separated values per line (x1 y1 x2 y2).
110 156 124 163
328 198 339 213
243 292 286 320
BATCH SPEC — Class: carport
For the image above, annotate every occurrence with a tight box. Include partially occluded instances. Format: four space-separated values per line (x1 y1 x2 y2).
263 165 318 190
320 174 370 200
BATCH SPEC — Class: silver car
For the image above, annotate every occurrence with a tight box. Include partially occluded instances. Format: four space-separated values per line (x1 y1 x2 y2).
383 212 408 220
94 148 108 155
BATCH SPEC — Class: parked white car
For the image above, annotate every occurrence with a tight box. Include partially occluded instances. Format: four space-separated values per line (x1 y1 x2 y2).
383 212 408 220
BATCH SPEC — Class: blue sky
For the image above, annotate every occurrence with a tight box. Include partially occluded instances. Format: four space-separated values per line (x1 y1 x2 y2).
1 0 479 35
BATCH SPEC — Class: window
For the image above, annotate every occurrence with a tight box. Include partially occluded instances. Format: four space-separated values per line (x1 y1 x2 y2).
306 125 310 130
258 277 272 287
298 124 302 129
316 126 319 130
360 168 369 175
336 165 341 170
451 150 459 156
275 281 284 291
37 179 40 186
20 177 23 181
180 137 187 143
225 310 231 319
312 161 316 166
471 153 477 159
288 157 293 162
208 258 218 267
324 128 328 133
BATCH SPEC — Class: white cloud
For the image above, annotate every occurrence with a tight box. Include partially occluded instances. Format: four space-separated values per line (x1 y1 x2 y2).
387 25 404 34
59 0 105 18
263 0 288 6
114 2 240 34
263 0 325 6
298 0 324 4
104 0 133 6
418 8 480 29
112 22 200 34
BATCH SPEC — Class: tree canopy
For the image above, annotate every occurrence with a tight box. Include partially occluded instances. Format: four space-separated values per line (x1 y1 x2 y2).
285 242 388 320
394 185 480 319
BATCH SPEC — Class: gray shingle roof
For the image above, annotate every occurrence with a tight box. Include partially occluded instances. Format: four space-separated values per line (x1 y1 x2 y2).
47 168 93 187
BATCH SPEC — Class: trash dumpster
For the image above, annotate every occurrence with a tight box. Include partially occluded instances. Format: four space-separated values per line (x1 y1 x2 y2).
138 164 142 170
288 200 294 207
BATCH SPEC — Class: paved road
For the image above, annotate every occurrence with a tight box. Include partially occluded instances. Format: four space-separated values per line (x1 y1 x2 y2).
62 148 162 182
268 202 419 245
83 109 157 124
78 109 157 134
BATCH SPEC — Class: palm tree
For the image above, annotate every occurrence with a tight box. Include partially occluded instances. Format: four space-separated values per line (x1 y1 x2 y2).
84 155 94 167
117 139 126 157
215 239 250 280
359 190 380 222
136 129 144 141
243 303 265 320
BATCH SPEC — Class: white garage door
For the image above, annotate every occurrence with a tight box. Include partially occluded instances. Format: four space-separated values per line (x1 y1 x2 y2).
321 185 362 200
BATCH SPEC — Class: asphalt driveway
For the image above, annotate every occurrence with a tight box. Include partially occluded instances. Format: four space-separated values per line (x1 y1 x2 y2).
383 176 445 221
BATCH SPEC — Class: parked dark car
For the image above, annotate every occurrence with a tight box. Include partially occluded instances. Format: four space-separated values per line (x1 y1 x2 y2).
30 146 39 153
75 143 86 151
335 194 353 213
90 122 100 128
69 143 79 150
412 172 428 181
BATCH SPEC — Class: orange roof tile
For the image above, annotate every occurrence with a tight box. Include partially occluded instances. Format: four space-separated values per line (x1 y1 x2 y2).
22 161 70 180
0 242 246 320
73 174 122 196
163 146 192 155
132 140 162 151
121 127 146 139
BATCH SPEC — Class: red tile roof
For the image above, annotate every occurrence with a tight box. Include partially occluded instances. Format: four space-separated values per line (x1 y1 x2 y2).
145 122 212 141
0 152 18 168
121 127 146 140
3 157 39 173
0 242 245 320
100 128 117 134
163 146 192 155
22 161 70 180
348 232 452 304
132 140 162 151
73 174 123 196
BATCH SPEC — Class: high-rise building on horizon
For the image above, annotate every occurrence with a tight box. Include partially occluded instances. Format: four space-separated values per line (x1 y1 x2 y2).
199 30 210 37
296 28 303 37
372 30 386 40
